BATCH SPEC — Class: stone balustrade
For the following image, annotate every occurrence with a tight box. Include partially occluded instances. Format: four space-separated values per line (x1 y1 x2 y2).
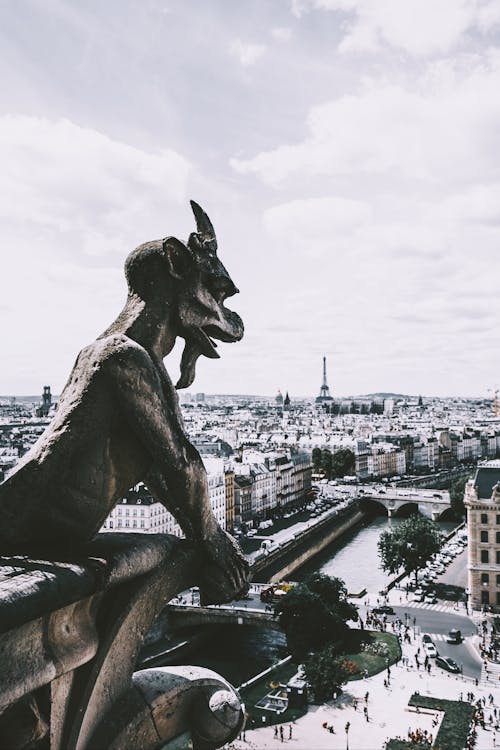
0 533 244 750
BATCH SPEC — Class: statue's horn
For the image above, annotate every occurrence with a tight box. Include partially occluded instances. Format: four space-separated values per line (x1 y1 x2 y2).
190 200 217 251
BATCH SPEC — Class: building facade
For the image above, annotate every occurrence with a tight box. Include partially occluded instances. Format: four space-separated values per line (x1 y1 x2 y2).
465 460 500 612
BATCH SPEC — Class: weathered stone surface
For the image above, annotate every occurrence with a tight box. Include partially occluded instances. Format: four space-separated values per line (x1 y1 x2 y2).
0 201 249 605
90 666 244 750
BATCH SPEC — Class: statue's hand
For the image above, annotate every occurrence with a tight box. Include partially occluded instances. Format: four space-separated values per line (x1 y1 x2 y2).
198 527 250 606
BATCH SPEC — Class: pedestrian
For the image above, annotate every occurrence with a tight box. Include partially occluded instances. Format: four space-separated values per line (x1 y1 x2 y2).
289 725 292 740
365 692 369 704
383 678 387 688
274 726 278 739
353 698 358 711
364 706 369 722
280 725 284 742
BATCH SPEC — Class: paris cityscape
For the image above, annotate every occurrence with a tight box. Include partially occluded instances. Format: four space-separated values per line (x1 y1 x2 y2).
1 357 499 748
1 2 500 750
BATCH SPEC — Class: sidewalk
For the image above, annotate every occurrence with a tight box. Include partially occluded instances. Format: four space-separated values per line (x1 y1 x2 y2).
227 632 499 750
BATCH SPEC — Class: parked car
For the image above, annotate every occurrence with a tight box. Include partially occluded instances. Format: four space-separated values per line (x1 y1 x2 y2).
447 629 462 644
372 605 395 615
436 656 460 673
412 589 425 602
423 642 438 658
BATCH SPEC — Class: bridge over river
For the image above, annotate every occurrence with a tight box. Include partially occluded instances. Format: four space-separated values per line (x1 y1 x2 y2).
357 486 451 520
167 586 280 632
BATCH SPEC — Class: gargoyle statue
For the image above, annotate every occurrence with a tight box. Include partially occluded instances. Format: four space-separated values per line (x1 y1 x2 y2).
0 200 249 605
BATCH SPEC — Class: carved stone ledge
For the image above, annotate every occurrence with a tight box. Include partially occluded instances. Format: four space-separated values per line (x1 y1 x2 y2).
0 534 244 750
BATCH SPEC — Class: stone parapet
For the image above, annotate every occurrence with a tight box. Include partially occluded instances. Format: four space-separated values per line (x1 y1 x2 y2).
0 533 244 750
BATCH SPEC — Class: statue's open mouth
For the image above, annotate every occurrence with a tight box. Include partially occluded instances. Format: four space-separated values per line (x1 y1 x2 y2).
176 313 243 390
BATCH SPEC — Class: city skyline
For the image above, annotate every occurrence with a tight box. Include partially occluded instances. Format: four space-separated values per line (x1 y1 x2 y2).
1 1 500 397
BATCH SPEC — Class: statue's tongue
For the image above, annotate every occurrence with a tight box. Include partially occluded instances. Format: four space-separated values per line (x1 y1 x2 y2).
176 341 201 389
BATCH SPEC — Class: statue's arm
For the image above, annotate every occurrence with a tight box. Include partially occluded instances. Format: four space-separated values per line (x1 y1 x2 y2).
104 341 249 604
104 343 217 542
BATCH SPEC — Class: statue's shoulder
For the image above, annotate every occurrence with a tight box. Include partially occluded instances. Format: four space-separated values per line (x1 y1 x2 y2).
79 334 156 377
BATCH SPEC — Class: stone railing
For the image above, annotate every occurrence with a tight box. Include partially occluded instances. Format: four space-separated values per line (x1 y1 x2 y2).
0 533 244 750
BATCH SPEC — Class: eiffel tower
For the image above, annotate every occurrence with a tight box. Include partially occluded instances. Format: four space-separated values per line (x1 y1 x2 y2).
315 356 333 403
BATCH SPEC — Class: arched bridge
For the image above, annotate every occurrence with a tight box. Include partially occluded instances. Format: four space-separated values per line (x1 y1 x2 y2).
167 604 281 632
359 487 452 520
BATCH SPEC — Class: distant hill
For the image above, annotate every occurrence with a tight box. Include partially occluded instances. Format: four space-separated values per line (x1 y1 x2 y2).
352 393 413 400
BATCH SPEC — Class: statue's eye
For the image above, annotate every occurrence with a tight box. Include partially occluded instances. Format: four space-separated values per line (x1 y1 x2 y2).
208 277 231 303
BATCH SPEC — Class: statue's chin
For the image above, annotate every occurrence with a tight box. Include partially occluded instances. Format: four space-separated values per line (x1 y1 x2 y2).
176 341 201 389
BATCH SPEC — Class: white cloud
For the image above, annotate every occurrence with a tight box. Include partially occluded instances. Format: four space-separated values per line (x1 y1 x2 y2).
271 27 292 42
264 196 372 244
291 0 500 56
0 115 196 392
231 55 500 185
0 115 192 265
228 39 267 66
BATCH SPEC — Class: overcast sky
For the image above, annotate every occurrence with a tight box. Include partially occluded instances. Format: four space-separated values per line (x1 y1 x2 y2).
1 0 499 398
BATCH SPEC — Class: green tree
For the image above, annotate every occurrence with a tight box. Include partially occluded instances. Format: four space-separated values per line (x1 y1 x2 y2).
321 448 333 479
449 475 469 518
312 447 322 472
331 448 356 478
303 645 351 702
274 573 358 660
378 515 441 584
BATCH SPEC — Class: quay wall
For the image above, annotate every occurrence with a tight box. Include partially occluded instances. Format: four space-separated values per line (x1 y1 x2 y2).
252 505 366 584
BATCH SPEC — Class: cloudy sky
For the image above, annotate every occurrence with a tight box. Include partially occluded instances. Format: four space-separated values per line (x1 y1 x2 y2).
1 0 499 398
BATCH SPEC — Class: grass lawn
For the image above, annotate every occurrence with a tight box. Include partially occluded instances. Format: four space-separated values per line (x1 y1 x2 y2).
386 694 475 750
408 694 475 750
239 660 307 728
341 630 401 680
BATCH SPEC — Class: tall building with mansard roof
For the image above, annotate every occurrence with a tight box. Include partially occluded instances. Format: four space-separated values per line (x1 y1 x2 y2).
464 460 500 612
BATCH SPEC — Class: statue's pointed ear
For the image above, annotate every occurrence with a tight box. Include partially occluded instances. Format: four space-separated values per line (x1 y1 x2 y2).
162 237 192 280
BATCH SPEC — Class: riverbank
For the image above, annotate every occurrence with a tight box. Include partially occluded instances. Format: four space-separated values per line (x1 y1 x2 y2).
252 503 366 583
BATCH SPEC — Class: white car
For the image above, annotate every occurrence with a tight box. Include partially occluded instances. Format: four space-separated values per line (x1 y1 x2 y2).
423 641 438 658
412 589 425 602
424 593 437 604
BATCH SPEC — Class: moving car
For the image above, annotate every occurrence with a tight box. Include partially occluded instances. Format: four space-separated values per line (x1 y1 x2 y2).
436 656 460 673
424 593 437 604
447 629 462 644
372 605 395 615
422 633 432 644
412 589 425 602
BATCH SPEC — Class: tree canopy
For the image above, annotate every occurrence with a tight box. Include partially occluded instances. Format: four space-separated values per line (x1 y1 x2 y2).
274 573 358 660
303 645 351 702
310 448 355 480
449 475 469 517
378 515 441 584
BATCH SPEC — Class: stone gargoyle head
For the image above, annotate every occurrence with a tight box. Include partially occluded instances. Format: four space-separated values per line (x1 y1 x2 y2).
124 200 243 389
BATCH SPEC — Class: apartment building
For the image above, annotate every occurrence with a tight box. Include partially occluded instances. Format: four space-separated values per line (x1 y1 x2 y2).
465 460 500 612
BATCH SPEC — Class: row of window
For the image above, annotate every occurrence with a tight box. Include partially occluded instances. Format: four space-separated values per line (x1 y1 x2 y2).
481 591 500 606
480 550 500 564
480 513 500 524
480 573 500 585
105 520 146 528
479 530 500 543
